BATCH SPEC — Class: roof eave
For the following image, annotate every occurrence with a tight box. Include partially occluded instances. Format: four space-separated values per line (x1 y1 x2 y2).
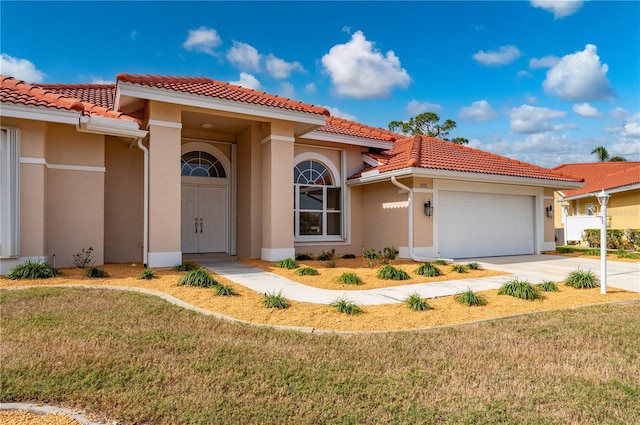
558 183 640 202
299 130 394 149
78 115 147 138
0 102 81 125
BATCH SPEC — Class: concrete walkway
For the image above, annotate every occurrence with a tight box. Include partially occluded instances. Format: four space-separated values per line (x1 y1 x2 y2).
201 255 639 306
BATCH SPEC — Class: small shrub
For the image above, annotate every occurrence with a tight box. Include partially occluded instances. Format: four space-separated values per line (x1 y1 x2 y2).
382 246 399 264
583 229 626 250
174 262 199 272
362 247 380 268
582 229 600 248
72 247 94 268
556 246 575 253
277 258 299 269
86 267 108 278
337 272 363 285
319 248 337 267
295 252 313 261
5 259 60 280
434 259 448 266
455 289 486 306
295 267 319 276
261 291 290 309
498 278 541 300
564 269 600 289
406 292 432 311
466 262 482 270
341 253 356 259
624 228 640 250
331 298 363 315
214 284 238 296
616 249 640 259
451 264 468 273
585 248 600 256
538 280 558 292
137 268 155 280
377 265 410 280
178 268 218 288
414 262 443 277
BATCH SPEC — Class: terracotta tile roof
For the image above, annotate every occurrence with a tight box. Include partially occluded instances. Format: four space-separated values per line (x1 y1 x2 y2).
554 162 640 198
353 135 582 182
116 73 330 117
317 116 400 142
1 76 138 124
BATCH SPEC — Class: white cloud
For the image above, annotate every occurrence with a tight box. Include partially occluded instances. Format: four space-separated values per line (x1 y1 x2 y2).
305 83 316 94
543 44 613 102
277 82 295 99
130 30 137 41
572 103 601 117
406 99 442 116
229 72 262 91
226 41 261 72
459 100 498 122
0 54 45 83
529 55 560 68
509 104 568 133
91 77 112 84
321 30 410 99
321 105 357 122
530 0 585 19
265 54 304 79
182 27 222 55
472 45 521 66
517 70 533 78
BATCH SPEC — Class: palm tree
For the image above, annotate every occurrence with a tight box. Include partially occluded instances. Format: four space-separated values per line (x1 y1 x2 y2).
591 146 609 162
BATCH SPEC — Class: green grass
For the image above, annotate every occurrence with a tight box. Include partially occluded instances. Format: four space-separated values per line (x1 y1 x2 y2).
295 267 319 276
177 268 218 288
405 292 432 311
85 267 108 278
276 258 299 269
261 290 290 309
585 248 601 256
337 272 363 285
555 246 575 253
538 280 559 292
376 265 410 280
137 268 155 280
330 297 363 315
4 258 60 279
498 278 542 300
173 262 199 272
564 269 600 289
2 288 639 424
455 289 486 306
414 263 443 277
616 249 640 259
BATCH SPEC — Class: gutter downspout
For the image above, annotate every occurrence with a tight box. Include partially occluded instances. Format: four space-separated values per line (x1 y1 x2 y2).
136 137 149 267
390 176 451 262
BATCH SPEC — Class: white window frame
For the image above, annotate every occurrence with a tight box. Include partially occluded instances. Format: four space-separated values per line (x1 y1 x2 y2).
293 154 344 242
0 127 20 258
585 203 596 216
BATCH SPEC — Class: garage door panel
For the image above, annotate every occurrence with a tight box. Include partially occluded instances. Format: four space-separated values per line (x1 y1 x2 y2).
439 191 534 258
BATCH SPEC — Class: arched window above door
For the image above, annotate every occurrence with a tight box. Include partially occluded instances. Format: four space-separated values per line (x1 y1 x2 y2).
181 151 226 178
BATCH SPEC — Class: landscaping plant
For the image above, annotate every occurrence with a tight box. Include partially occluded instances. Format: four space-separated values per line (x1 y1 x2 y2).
466 262 482 270
85 267 108 278
414 262 443 277
261 291 290 309
538 280 559 292
564 269 600 289
295 252 313 261
451 264 468 273
337 272 363 285
434 259 448 266
377 265 410 280
455 289 486 306
277 258 299 269
5 258 60 279
382 246 399 264
362 247 380 268
174 262 199 272
214 284 238 296
178 268 218 288
137 268 156 280
405 292 432 311
498 278 541 300
330 298 363 315
72 247 94 268
295 267 319 276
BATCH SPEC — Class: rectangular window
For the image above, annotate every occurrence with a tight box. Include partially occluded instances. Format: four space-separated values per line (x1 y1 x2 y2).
0 128 20 257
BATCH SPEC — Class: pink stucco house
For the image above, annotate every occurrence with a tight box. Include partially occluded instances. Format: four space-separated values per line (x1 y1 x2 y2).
0 74 583 273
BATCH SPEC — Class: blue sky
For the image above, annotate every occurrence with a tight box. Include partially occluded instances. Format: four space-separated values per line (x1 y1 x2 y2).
1 1 639 167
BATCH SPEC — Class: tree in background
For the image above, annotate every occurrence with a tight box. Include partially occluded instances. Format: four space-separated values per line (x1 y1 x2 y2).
591 146 626 162
388 112 469 145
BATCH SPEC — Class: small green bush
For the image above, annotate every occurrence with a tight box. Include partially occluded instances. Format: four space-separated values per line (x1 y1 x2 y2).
585 248 601 256
616 249 640 259
277 258 299 269
331 298 363 315
498 278 541 300
261 291 290 309
5 259 60 280
382 246 399 264
414 263 443 277
624 229 640 250
362 247 380 268
178 268 218 288
295 252 313 261
214 284 238 296
583 229 626 249
174 262 199 272
466 262 482 270
295 267 319 276
556 246 575 253
455 289 486 306
318 249 336 261
72 247 94 268
341 253 356 259
451 264 468 273
337 272 363 285
86 267 108 278
406 292 432 311
137 268 155 280
377 265 410 280
564 269 600 289
434 259 448 266
538 280 558 292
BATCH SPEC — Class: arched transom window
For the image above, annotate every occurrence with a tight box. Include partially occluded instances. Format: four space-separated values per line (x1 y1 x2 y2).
294 160 342 238
181 151 226 178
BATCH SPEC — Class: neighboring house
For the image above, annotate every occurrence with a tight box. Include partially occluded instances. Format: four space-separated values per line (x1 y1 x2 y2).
0 74 583 273
554 162 640 244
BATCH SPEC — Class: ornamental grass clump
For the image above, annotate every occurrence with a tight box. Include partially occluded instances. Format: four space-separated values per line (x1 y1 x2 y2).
295 267 319 276
564 269 600 289
137 268 156 280
331 298 363 315
178 268 218 288
5 258 60 280
295 252 313 261
214 284 238 296
414 263 443 277
85 267 108 278
455 289 486 306
405 292 432 311
538 280 559 292
173 262 199 272
498 278 541 300
466 262 482 270
434 259 448 266
337 272 363 285
261 291 290 309
276 258 299 269
451 264 468 274
377 265 410 280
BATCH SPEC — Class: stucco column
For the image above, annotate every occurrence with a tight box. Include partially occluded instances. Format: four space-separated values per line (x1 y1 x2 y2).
147 119 182 267
261 130 295 261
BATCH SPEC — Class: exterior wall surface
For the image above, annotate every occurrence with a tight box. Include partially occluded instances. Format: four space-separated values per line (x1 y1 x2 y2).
236 124 262 258
362 180 409 252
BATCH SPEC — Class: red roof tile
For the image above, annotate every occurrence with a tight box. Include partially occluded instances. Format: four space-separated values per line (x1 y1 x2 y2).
116 74 330 117
1 75 84 112
37 83 115 109
317 116 400 142
554 162 640 197
354 135 581 182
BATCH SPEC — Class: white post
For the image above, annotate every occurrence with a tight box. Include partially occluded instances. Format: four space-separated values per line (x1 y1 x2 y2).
596 189 610 295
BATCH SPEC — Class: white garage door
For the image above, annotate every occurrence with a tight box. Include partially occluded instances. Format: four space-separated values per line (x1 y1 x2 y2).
438 191 535 259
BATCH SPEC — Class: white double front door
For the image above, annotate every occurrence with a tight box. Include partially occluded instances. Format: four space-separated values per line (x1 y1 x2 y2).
181 185 228 253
